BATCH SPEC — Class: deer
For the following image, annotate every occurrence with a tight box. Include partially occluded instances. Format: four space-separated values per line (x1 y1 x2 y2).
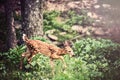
20 34 74 72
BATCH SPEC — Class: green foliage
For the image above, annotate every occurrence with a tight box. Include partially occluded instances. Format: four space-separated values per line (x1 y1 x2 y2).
31 36 48 42
0 37 120 80
0 47 90 80
43 10 79 42
0 37 49 80
0 36 89 80
52 56 90 80
73 38 120 80
20 54 52 80
63 10 93 26
43 10 94 42
43 10 92 31
0 45 25 80
43 11 61 31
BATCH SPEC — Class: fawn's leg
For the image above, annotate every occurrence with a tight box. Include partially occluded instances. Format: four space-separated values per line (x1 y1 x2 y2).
27 55 32 64
27 50 37 64
20 52 28 69
20 55 24 69
58 56 67 68
50 58 55 75
51 54 67 68
27 54 35 64
20 52 31 69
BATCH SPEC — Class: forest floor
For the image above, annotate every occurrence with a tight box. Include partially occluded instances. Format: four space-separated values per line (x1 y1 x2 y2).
46 0 120 43
0 0 120 51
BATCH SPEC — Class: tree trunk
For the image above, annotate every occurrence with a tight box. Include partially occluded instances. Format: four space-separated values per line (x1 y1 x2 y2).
21 0 44 38
5 0 17 50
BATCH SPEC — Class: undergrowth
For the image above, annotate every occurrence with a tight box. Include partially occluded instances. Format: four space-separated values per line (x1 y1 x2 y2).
0 37 120 80
43 10 93 42
0 9 119 80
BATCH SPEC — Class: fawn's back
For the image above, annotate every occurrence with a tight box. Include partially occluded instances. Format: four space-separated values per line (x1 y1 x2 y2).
25 39 62 57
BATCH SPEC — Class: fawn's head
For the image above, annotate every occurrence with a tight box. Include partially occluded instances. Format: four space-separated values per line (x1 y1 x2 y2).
63 41 74 57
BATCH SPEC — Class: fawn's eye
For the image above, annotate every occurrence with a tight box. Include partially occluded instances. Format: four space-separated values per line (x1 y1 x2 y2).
68 51 71 52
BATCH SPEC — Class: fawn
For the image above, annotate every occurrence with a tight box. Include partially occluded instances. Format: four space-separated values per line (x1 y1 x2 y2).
20 34 74 70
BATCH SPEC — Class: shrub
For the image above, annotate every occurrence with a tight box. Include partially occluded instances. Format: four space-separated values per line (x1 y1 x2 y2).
62 10 93 26
73 38 120 80
0 36 90 80
0 37 49 80
0 45 25 80
52 56 90 80
43 11 61 31
1 37 120 80
43 10 79 42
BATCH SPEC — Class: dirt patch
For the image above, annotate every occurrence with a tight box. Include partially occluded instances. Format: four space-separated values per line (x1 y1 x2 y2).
46 0 120 43
46 0 97 12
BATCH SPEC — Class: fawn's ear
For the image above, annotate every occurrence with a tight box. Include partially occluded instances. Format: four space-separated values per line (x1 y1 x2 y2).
63 40 70 46
22 34 29 41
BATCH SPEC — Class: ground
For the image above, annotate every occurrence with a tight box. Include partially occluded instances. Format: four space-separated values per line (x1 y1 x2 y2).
46 0 120 43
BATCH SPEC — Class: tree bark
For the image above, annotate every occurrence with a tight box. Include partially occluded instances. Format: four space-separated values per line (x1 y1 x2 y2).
21 0 44 38
5 0 17 50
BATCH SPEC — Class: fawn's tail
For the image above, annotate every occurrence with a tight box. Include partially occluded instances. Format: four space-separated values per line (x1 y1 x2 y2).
22 34 29 42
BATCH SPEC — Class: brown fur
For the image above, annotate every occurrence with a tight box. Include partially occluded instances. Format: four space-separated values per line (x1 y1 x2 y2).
20 34 74 70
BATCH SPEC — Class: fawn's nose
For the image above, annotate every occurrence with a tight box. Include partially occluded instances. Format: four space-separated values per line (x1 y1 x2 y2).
71 54 75 57
70 52 75 57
